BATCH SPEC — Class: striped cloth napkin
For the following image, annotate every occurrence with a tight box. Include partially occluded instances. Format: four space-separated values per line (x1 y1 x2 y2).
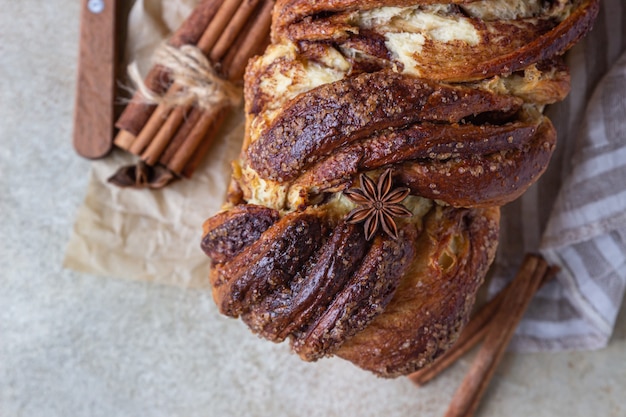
491 0 626 351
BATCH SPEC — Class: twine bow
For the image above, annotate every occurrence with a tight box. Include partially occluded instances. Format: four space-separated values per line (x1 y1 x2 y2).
128 43 242 110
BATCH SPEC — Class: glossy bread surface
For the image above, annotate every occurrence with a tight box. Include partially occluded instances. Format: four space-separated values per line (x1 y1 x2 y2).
201 0 599 376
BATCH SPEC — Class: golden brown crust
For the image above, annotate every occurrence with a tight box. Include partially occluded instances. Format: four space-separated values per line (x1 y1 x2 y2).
247 70 523 183
200 0 597 377
336 206 500 377
397 116 557 207
201 205 280 263
292 224 417 361
291 116 545 206
256 221 370 341
204 203 499 377
470 58 571 105
449 0 599 82
211 211 325 318
272 0 475 41
273 0 600 82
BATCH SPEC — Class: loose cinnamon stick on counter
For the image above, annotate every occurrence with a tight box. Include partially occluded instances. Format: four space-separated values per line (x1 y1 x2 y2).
443 255 549 417
114 0 223 140
410 265 559 386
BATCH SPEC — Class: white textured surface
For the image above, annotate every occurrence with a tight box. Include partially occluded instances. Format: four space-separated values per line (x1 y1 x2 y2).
1 2 625 417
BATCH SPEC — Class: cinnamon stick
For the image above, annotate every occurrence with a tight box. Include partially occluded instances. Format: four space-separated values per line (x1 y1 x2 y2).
113 129 136 151
128 86 184 155
166 105 229 174
136 0 245 165
196 0 245 54
114 0 224 136
224 0 274 80
125 0 239 156
141 105 191 165
410 265 559 386
159 107 204 166
210 0 262 62
157 0 273 174
181 108 229 178
443 255 549 417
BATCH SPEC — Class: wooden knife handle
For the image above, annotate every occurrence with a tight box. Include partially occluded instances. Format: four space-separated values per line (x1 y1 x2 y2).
73 0 117 159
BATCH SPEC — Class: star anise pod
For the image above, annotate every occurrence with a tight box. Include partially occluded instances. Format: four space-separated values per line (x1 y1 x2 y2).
107 160 176 189
344 169 413 241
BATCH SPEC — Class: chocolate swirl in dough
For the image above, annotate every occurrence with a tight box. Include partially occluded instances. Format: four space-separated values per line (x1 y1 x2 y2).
201 0 599 377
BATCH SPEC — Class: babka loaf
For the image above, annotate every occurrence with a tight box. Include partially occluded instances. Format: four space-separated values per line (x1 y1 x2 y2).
201 0 599 377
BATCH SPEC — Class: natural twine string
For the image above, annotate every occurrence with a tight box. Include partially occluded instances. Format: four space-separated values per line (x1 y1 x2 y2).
128 43 242 110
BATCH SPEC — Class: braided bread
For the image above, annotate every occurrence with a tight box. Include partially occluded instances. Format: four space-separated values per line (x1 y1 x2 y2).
201 0 598 377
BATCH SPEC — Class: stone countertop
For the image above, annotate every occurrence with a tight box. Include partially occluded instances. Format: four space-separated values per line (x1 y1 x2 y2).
1 2 624 417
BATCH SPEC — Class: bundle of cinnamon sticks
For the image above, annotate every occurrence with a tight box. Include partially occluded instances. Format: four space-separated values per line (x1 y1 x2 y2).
111 0 273 188
409 254 558 417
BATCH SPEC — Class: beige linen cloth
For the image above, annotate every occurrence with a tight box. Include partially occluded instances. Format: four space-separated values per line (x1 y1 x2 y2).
65 0 626 352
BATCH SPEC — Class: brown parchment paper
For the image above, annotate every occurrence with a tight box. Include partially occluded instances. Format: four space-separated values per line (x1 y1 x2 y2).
64 0 242 288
